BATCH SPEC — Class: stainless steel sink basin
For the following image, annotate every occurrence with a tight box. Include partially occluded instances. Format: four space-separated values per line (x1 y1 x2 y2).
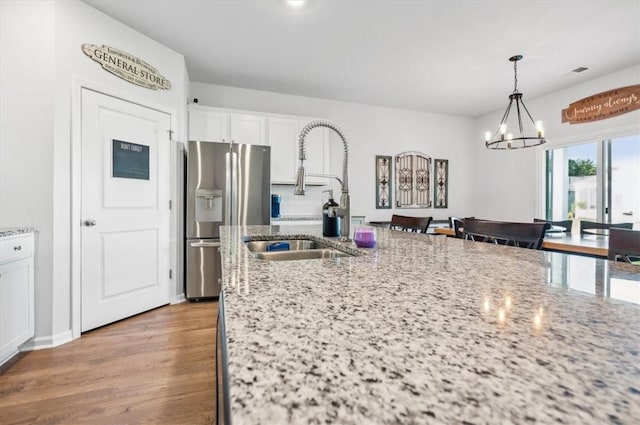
253 249 352 261
245 239 330 253
244 238 354 261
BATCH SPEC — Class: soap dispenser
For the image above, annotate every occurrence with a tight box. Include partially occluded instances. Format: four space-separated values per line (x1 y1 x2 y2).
322 189 341 237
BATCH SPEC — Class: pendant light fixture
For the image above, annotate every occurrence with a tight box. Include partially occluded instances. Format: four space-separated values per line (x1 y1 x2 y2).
484 55 546 150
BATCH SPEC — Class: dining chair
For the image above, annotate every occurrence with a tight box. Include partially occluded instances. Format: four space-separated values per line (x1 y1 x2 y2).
608 228 640 264
463 218 550 250
389 215 432 233
448 216 474 239
533 218 573 234
579 220 633 235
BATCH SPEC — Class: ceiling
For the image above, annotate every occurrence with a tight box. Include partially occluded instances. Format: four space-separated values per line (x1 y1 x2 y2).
83 0 640 118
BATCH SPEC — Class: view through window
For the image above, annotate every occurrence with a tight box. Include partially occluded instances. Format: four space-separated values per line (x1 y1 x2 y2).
545 135 640 232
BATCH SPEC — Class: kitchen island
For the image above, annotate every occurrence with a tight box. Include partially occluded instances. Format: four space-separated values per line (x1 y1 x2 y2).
219 225 640 424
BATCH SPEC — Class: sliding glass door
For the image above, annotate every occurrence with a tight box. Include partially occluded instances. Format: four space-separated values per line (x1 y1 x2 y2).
545 135 639 231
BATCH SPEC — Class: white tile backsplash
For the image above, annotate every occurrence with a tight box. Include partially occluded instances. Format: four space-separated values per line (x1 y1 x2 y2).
272 184 330 216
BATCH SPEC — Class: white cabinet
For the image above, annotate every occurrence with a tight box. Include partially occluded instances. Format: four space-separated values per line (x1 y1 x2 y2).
188 106 330 185
0 232 35 366
188 106 266 145
268 117 329 185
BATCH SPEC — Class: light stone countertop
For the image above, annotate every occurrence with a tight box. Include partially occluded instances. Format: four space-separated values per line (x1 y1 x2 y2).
220 225 640 425
0 227 38 238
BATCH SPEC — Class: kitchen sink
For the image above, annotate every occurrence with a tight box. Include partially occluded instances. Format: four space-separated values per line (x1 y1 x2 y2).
244 238 354 261
253 249 352 261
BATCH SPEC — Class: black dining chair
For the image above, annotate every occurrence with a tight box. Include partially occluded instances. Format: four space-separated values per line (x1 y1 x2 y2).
579 220 633 235
608 228 640 264
448 216 475 239
533 218 573 234
463 218 550 250
389 215 432 233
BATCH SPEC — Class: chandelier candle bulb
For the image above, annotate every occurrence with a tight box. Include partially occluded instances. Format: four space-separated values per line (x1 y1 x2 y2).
485 131 491 142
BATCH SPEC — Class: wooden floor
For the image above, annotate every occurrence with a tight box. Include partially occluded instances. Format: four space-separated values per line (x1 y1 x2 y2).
0 301 218 425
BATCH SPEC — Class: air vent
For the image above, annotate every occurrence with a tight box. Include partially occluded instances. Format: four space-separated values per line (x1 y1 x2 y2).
572 67 589 73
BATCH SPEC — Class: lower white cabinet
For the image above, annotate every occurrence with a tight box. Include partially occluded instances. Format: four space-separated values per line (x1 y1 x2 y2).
0 233 35 366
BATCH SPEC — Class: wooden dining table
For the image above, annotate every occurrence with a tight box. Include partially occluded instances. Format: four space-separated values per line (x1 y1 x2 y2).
434 227 609 258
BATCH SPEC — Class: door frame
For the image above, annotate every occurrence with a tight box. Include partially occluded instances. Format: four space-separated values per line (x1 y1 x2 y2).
71 78 179 339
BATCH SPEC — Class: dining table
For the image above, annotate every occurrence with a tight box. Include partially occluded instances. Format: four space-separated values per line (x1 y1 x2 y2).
434 227 609 258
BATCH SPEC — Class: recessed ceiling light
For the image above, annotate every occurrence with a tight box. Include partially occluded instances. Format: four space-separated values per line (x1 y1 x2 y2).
572 67 589 73
287 0 306 7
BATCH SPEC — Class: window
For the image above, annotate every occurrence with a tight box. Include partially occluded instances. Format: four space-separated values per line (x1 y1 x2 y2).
545 135 640 231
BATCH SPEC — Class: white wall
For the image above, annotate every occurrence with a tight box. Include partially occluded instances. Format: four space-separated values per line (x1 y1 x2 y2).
1 0 188 346
473 65 640 221
190 83 477 222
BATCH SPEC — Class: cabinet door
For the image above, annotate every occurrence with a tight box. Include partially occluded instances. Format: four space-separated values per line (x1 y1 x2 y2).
300 121 329 185
189 108 227 141
0 257 34 365
268 117 297 183
229 114 266 145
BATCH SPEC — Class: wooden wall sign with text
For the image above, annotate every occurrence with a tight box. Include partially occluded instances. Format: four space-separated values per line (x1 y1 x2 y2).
82 44 171 90
561 85 640 124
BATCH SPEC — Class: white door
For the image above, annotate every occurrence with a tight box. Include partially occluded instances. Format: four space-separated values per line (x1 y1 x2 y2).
81 89 171 332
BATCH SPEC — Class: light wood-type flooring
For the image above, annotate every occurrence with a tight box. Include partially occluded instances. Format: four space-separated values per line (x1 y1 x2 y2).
0 301 218 425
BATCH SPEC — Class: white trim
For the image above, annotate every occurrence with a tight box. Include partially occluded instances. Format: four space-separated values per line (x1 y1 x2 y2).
71 76 179 340
20 330 73 351
171 293 186 304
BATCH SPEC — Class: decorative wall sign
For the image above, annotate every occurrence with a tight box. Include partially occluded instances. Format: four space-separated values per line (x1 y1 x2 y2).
82 44 172 90
112 139 150 180
561 85 640 124
395 152 432 208
375 156 392 209
434 159 448 209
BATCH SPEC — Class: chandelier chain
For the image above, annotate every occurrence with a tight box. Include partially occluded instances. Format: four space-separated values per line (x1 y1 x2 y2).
513 59 518 93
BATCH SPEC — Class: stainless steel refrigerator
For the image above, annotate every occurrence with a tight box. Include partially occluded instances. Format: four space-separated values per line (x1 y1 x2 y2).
185 141 271 299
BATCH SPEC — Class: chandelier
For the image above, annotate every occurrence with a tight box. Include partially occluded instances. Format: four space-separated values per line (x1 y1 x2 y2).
485 55 546 150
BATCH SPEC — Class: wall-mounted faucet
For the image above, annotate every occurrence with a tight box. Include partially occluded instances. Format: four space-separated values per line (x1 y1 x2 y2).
294 120 351 242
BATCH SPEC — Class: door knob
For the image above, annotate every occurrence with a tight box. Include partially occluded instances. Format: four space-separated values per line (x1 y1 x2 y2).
84 219 97 227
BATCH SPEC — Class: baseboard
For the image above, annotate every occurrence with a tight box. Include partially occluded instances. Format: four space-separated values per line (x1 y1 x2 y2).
20 329 74 352
171 293 186 304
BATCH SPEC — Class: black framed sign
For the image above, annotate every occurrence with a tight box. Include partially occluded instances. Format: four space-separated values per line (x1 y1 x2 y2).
112 139 150 180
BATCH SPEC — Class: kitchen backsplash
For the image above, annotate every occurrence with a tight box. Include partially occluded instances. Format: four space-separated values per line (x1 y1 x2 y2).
271 184 328 216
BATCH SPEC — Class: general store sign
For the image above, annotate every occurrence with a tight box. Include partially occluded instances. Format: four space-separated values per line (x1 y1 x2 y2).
82 44 171 90
561 85 640 124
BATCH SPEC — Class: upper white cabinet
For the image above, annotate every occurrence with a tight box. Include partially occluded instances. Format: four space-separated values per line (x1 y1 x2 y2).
268 117 329 185
188 106 265 145
189 105 331 185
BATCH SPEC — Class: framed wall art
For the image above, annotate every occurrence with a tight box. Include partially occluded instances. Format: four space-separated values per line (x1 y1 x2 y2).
375 156 392 209
395 152 432 208
434 159 448 208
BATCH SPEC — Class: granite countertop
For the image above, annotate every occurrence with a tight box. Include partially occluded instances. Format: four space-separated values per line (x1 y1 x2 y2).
220 225 640 424
0 227 38 238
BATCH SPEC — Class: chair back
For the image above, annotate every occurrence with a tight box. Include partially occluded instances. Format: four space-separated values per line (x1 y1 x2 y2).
389 215 432 233
463 218 550 250
533 218 573 234
448 216 469 239
608 228 640 263
580 220 633 235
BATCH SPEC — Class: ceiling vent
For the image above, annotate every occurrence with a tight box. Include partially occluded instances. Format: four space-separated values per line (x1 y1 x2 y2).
572 67 589 73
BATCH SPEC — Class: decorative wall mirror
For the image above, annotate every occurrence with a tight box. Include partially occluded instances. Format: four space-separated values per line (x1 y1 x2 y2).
395 152 432 208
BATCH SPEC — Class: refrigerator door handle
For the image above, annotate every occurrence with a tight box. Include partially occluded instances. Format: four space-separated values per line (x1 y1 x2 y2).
189 241 221 248
225 151 232 226
230 150 239 226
